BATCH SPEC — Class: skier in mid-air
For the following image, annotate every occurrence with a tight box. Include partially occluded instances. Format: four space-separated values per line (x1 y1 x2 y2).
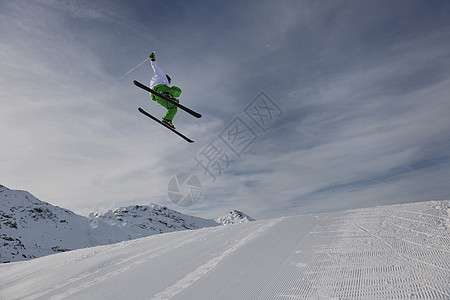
134 52 200 142
148 52 181 128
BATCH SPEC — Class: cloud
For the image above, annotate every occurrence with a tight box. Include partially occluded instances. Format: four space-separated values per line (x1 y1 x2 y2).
0 1 177 214
181 1 450 218
1 1 449 219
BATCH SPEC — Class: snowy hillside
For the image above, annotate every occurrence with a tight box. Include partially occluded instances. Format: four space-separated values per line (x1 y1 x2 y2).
1 200 448 299
0 185 251 263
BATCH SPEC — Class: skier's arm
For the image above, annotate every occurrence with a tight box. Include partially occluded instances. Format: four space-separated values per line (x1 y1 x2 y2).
151 61 165 78
150 60 170 87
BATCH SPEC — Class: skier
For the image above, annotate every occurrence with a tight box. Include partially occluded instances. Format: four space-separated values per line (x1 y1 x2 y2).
148 52 181 128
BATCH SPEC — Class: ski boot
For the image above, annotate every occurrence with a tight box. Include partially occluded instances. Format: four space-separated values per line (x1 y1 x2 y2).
149 52 156 61
162 118 175 129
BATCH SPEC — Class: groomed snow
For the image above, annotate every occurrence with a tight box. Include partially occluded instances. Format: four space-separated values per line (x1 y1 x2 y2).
1 200 449 299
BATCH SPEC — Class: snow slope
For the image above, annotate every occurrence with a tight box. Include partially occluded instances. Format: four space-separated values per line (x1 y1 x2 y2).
1 200 449 299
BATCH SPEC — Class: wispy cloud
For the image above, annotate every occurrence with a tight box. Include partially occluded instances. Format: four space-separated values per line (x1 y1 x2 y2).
181 1 450 218
0 1 168 213
1 1 449 219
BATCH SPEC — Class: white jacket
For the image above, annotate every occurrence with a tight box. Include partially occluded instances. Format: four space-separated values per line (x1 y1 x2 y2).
150 60 170 88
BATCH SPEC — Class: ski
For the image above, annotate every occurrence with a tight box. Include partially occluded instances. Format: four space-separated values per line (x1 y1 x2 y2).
134 80 202 118
138 107 194 143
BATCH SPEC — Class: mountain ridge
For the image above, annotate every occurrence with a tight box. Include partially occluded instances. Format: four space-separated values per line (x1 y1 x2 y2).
0 184 254 263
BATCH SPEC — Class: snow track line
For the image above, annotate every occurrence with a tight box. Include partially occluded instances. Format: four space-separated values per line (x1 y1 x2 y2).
392 223 450 239
355 224 450 272
397 209 450 221
391 215 429 225
390 224 450 253
355 223 450 298
152 219 281 300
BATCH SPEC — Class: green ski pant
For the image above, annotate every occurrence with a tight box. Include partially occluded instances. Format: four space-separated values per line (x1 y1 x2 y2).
152 84 181 121
156 97 177 121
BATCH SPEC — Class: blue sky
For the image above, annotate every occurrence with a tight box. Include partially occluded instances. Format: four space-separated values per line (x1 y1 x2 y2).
1 0 450 219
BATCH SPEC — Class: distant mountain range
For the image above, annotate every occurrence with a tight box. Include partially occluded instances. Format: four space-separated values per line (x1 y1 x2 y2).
0 184 254 263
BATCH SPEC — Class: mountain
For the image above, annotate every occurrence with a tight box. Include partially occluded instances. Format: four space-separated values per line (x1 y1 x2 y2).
0 184 130 263
0 185 253 263
1 200 448 299
215 209 255 225
91 204 218 236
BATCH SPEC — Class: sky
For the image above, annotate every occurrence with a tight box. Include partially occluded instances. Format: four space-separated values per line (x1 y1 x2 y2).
1 0 450 220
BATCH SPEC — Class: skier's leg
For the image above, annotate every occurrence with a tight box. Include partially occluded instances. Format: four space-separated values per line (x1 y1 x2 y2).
169 86 182 98
155 97 178 121
152 84 170 101
164 105 178 121
151 83 180 122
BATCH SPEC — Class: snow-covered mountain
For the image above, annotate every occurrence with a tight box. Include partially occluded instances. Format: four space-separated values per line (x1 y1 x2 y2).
215 209 255 225
1 200 448 299
0 184 131 263
91 204 218 236
0 185 254 263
